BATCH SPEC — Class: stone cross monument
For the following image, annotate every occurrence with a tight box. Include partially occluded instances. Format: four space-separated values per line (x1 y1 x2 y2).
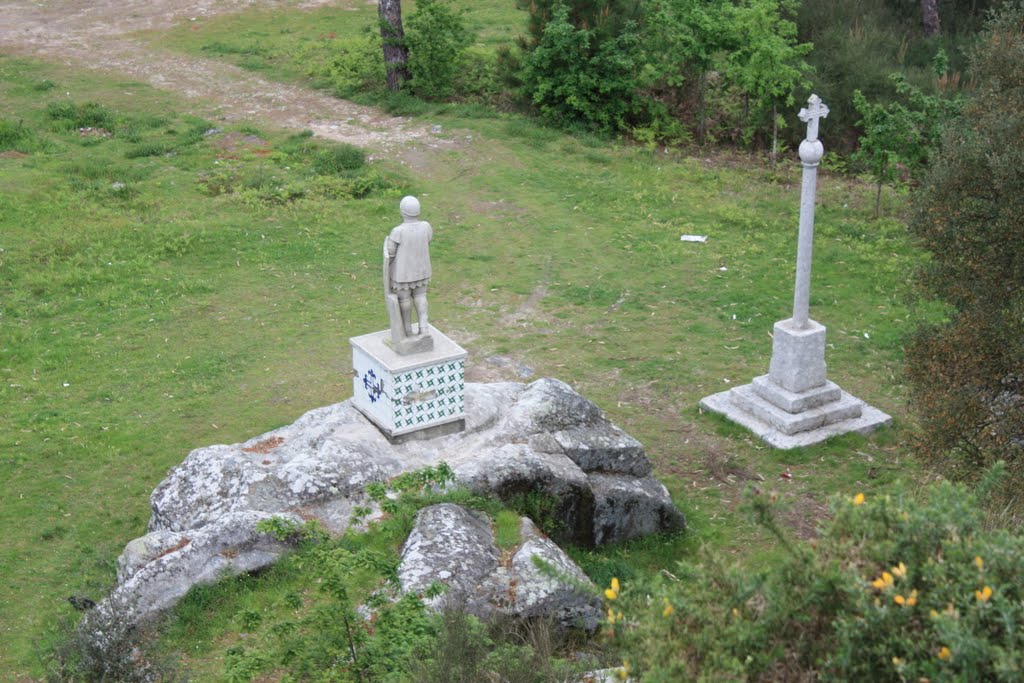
350 197 467 443
792 94 827 330
699 95 891 448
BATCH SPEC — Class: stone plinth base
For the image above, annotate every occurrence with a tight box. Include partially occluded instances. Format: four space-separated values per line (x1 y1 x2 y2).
350 326 466 442
769 318 827 393
699 376 891 449
701 315 891 448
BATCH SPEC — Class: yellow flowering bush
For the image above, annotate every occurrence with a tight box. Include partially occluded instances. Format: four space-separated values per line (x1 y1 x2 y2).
600 466 1024 682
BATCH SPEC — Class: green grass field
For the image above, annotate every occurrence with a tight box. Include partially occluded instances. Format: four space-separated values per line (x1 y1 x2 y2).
0 3 929 677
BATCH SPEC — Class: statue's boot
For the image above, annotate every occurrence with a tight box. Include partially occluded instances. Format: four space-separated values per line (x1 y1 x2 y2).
399 297 414 336
414 294 428 335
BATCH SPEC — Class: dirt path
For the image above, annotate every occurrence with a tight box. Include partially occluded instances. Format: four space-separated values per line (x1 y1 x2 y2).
0 0 446 153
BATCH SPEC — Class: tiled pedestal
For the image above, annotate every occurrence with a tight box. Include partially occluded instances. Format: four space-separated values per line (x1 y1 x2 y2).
350 326 467 442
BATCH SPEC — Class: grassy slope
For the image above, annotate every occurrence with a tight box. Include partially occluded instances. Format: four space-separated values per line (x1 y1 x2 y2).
1 2 925 677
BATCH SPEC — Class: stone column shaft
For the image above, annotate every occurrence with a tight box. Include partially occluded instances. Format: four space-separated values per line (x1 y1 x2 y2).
792 160 818 328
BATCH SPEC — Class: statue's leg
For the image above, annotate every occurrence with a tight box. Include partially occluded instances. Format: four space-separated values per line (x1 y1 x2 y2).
413 286 428 335
397 289 414 336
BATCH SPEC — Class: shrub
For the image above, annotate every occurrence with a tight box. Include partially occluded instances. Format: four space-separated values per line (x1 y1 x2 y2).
0 118 35 152
905 0 1024 494
451 48 504 106
603 468 1024 681
852 67 963 217
313 143 366 174
125 142 173 159
209 466 582 681
519 3 646 134
406 610 584 683
293 32 385 97
46 101 116 131
405 0 471 101
42 597 180 682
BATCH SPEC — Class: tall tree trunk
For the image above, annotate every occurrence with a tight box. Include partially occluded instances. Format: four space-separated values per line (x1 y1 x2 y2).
771 102 778 169
696 71 707 146
378 0 409 91
921 0 941 37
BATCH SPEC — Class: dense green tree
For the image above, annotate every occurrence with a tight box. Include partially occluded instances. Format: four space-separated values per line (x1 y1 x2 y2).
722 0 812 162
852 62 962 217
516 0 644 47
641 0 735 143
906 1 1024 491
520 3 646 132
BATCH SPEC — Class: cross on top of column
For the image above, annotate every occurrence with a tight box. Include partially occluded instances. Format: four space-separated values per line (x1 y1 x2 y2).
798 94 829 143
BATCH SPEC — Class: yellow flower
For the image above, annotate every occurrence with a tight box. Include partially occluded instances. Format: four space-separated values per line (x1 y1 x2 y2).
604 588 618 601
930 609 939 618
853 492 865 505
871 571 895 591
892 656 904 667
975 555 984 570
731 607 740 618
938 646 952 661
662 600 674 618
894 594 906 606
907 590 918 607
617 659 631 680
891 562 907 578
975 585 993 603
611 577 620 594
607 608 617 624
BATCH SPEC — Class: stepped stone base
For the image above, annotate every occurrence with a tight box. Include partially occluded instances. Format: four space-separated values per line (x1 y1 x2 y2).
700 375 891 449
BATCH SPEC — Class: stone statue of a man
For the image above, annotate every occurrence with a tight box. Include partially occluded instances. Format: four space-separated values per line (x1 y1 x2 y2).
383 196 433 354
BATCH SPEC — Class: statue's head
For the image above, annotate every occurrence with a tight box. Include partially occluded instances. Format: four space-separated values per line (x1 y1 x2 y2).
400 196 421 219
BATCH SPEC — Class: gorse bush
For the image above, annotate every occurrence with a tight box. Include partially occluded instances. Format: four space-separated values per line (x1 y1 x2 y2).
601 466 1024 681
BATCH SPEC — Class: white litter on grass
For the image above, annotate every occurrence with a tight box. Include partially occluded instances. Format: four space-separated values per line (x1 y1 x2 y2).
680 234 708 243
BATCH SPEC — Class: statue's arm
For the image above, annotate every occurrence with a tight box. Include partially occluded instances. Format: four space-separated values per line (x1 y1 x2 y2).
382 237 392 296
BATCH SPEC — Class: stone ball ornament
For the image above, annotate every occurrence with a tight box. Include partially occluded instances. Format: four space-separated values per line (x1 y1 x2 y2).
799 138 824 166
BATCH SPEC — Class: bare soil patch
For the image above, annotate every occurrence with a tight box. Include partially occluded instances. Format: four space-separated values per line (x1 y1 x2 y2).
0 0 448 154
